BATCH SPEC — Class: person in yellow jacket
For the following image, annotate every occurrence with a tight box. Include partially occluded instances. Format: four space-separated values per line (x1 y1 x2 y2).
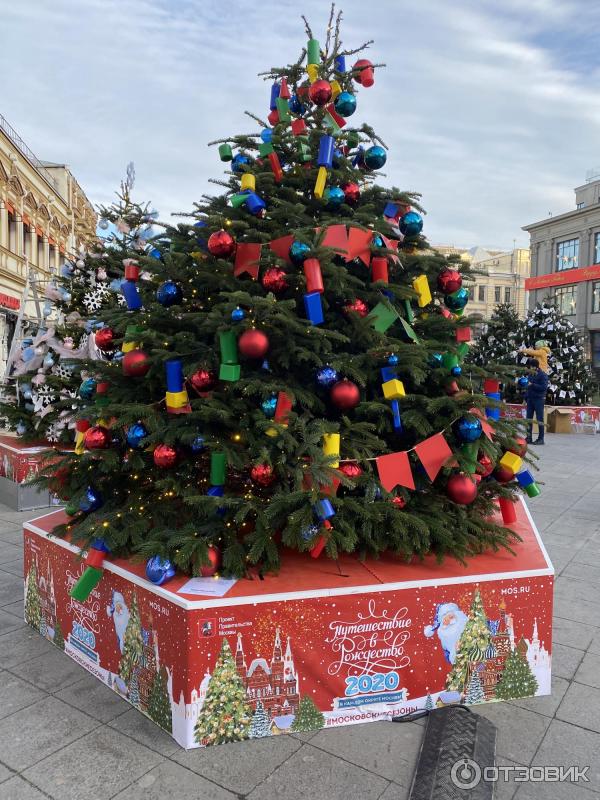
521 340 551 373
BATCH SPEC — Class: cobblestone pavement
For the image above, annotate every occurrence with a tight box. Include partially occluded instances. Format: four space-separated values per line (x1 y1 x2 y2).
0 433 599 800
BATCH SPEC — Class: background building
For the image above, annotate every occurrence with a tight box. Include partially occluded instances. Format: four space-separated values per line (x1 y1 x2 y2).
0 113 96 373
523 171 600 369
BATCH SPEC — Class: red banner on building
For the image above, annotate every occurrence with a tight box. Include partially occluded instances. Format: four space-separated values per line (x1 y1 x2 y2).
525 263 600 290
0 292 20 310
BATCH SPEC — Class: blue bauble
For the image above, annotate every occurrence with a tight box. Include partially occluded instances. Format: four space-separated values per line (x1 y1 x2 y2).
445 288 469 311
399 211 423 237
43 353 55 369
231 153 251 174
231 307 246 323
316 365 339 387
325 186 345 210
112 351 124 362
288 94 307 115
289 241 310 265
429 353 443 367
518 376 529 388
79 378 97 400
451 365 462 377
364 145 387 170
261 396 278 418
260 128 273 143
301 524 320 541
156 280 183 307
80 486 103 512
191 435 206 453
194 219 208 249
388 353 399 366
372 234 384 248
455 417 483 443
334 91 357 117
126 422 148 449
146 555 176 586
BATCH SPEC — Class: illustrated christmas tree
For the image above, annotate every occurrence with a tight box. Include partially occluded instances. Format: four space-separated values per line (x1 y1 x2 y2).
249 699 272 738
465 670 485 704
53 620 65 650
128 668 141 707
495 644 538 700
147 664 172 733
446 590 491 693
513 302 596 406
291 695 325 732
194 639 252 745
118 593 144 684
37 7 528 582
24 563 42 630
424 693 434 712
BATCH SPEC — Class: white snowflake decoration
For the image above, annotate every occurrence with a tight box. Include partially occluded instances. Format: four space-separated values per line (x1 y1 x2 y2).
83 284 111 313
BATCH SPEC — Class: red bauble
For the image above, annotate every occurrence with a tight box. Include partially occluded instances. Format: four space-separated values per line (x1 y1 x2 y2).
308 79 332 106
239 329 269 359
122 350 150 377
250 463 275 486
494 465 514 484
153 444 178 469
446 473 478 505
200 545 221 577
507 436 528 458
84 425 111 450
95 327 116 351
437 269 463 295
391 495 407 509
477 453 494 478
189 368 217 392
207 230 236 258
330 379 360 410
343 298 369 317
262 268 288 293
353 58 374 87
343 182 360 206
338 461 363 479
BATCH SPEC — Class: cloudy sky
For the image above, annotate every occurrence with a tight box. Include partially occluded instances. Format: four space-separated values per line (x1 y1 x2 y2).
2 0 600 249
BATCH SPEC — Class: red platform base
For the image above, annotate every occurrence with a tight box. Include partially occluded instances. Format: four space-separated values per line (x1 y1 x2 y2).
23 499 554 749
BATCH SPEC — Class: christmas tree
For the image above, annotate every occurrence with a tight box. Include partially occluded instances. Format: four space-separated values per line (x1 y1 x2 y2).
53 620 65 650
24 563 42 630
37 8 526 579
147 664 172 733
446 590 491 693
249 699 272 738
194 639 252 745
469 303 522 401
424 693 434 712
465 670 485 704
118 593 144 684
291 695 325 732
495 647 538 700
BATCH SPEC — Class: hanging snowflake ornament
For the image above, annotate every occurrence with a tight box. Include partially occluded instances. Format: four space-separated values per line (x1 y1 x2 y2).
83 284 111 313
52 362 74 380
46 423 61 443
32 386 56 414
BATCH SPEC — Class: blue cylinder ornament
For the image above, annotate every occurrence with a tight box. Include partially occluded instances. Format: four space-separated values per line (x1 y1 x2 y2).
289 241 310 265
334 55 346 72
126 422 148 449
325 186 345 209
191 435 206 453
445 288 469 311
318 135 335 168
314 498 335 520
147 247 162 260
121 280 143 311
244 191 266 216
231 153 251 174
364 145 387 170
231 307 246 323
156 281 183 307
269 81 280 110
399 211 424 237
316 365 339 387
261 396 278 417
261 128 273 143
455 417 483 443
146 556 176 586
165 359 184 393
79 378 97 400
334 91 356 117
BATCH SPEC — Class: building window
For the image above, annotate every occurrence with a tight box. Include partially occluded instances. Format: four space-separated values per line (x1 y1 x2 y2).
555 285 576 315
593 282 600 313
594 233 600 265
494 286 501 303
478 285 485 302
504 287 511 303
592 332 600 369
576 202 585 209
556 238 579 271
468 286 475 300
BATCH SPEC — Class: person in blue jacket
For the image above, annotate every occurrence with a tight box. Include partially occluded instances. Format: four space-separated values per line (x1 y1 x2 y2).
525 358 549 445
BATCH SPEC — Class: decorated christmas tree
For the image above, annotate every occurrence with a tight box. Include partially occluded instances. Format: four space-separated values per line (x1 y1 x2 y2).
194 639 252 745
249 699 272 738
469 303 523 401
465 670 485 704
291 695 325 732
118 593 144 684
446 590 491 693
53 620 65 650
37 8 530 582
147 665 172 733
24 563 41 630
424 692 434 712
495 646 538 700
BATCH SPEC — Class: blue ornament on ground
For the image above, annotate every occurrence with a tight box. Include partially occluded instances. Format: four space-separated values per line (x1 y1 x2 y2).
289 241 310 265
80 486 103 512
146 556 176 586
388 353 399 366
334 91 357 117
455 417 483 443
445 287 469 311
191 435 206 453
260 128 273 143
156 280 183 307
399 211 423 237
231 307 246 322
518 376 529 388
231 153 251 174
429 353 443 367
289 94 307 115
126 422 148 449
316 366 339 387
451 365 462 376
301 524 320 541
79 378 97 400
325 186 345 210
364 145 387 170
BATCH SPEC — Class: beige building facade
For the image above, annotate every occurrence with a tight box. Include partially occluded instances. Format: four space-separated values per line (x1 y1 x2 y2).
0 113 96 370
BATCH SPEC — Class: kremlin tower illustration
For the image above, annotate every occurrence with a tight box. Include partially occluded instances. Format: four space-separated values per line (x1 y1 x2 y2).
234 628 300 716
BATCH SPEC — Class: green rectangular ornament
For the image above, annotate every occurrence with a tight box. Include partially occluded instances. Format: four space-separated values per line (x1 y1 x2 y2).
219 363 241 382
457 342 470 359
275 97 291 123
369 302 400 333
219 330 238 365
258 142 274 157
403 299 415 323
210 452 227 486
399 316 421 344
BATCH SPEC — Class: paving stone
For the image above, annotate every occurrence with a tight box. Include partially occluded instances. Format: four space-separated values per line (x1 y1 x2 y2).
0 670 47 720
0 558 23 577
509 675 570 717
377 783 409 800
107 708 181 756
0 570 23 606
0 762 15 783
55 672 129 723
245 743 389 800
22 726 163 800
544 545 577 573
0 607 24 634
555 576 600 605
472 703 550 765
515 782 598 799
112 760 237 800
573 653 600 690
490 757 527 800
556 681 600 734
0 626 54 669
172 733 302 795
552 617 597 651
2 597 23 618
15 647 88 693
553 594 597 625
308 721 421 785
533 719 600 789
0 542 21 563
588 629 600 656
0 526 21 545
0 776 51 799
0 695 98 771
552 643 586 680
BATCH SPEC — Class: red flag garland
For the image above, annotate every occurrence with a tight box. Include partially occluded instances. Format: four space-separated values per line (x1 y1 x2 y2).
234 243 262 279
414 433 453 481
376 451 415 492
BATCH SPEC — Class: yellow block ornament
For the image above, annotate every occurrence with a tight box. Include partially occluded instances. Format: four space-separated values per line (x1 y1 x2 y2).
323 433 340 467
412 274 432 308
330 79 342 99
240 173 256 192
382 379 406 400
307 64 319 83
314 166 327 199
499 451 523 475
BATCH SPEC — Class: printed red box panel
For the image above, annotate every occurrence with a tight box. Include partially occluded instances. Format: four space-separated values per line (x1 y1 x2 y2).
23 499 553 749
0 435 48 483
503 403 600 427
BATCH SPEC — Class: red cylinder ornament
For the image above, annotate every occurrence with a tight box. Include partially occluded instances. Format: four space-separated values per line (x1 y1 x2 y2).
267 109 279 127
95 327 116 351
200 545 221 577
353 58 374 87
262 268 288 293
330 379 360 410
308 79 332 106
207 230 236 258
122 350 150 377
303 258 324 294
343 298 369 317
239 329 269 359
250 464 275 486
499 496 517 524
84 425 111 450
153 444 178 469
446 473 477 504
371 257 388 284
437 269 463 295
189 368 217 392
124 264 140 281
